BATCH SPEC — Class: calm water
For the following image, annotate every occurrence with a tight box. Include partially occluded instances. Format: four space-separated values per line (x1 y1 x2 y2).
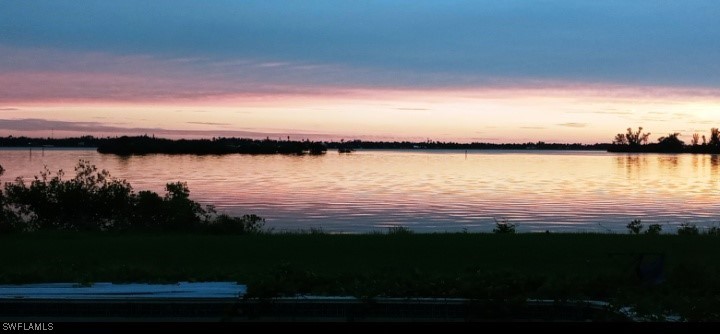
1 148 719 233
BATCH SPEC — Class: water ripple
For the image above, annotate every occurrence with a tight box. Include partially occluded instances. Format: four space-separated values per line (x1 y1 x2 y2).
3 149 720 232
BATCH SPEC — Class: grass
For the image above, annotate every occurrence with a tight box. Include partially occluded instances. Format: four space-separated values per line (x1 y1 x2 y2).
1 232 720 320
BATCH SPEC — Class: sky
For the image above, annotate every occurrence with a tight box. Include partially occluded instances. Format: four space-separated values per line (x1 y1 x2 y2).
1 0 720 143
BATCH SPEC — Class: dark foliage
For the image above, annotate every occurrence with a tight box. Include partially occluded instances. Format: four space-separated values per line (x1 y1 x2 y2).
657 133 684 151
0 164 15 233
96 136 327 155
0 161 264 233
325 139 611 151
203 214 266 234
627 219 643 235
645 224 662 235
493 218 516 234
677 223 699 236
0 135 100 148
609 127 720 153
0 135 612 152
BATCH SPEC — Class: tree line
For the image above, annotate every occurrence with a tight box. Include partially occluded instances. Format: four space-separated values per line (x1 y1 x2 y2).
0 135 612 153
610 127 720 153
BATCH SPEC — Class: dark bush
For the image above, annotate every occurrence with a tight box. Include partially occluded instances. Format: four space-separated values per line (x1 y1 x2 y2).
0 161 263 233
645 224 662 235
627 219 643 234
133 191 165 229
161 182 207 231
1 162 136 231
204 214 265 234
0 164 10 233
677 223 699 236
493 218 516 234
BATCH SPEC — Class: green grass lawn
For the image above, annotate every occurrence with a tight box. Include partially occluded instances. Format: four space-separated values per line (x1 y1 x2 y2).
1 232 719 320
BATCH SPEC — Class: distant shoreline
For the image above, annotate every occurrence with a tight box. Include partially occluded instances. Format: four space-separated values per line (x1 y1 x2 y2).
0 135 612 155
0 146 611 152
9 135 720 155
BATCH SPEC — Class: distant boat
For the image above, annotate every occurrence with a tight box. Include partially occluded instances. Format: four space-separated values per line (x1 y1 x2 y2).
338 147 354 153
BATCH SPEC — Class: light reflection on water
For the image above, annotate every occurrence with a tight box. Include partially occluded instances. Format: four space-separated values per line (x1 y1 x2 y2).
2 148 720 233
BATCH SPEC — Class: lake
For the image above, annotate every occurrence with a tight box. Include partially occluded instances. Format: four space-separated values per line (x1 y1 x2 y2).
1 148 719 233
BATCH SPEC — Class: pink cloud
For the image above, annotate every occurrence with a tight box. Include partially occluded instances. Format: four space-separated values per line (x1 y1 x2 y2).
0 118 337 140
4 45 720 107
3 46 720 145
0 45 352 104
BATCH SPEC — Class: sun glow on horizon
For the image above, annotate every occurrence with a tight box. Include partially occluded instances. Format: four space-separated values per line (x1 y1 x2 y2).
2 84 720 144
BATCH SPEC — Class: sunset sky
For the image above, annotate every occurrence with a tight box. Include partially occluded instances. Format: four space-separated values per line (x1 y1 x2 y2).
1 0 719 143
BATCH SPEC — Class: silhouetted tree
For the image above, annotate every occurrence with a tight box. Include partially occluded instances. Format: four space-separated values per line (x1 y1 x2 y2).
678 223 699 236
613 133 628 145
709 128 720 148
96 136 326 155
0 164 11 233
627 219 643 234
657 133 684 151
493 218 516 234
646 224 662 235
625 127 651 146
692 133 701 146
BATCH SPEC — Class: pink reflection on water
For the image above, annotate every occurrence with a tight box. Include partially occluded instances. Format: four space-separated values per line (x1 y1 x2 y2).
2 148 720 232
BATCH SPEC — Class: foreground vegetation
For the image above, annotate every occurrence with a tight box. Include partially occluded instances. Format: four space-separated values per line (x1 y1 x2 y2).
0 161 264 233
2 162 720 320
0 232 719 320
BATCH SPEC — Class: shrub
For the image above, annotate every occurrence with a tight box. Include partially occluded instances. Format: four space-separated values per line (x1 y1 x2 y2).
1 162 135 231
160 182 208 230
645 224 662 235
132 190 165 229
677 223 699 236
0 210 20 234
627 219 643 234
205 214 266 234
0 161 264 233
493 218 516 234
0 164 11 233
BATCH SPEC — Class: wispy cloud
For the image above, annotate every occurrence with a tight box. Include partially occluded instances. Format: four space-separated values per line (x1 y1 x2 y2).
186 121 231 126
557 122 587 128
567 110 633 116
2 1 719 89
0 46 353 103
3 43 720 105
0 118 331 139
